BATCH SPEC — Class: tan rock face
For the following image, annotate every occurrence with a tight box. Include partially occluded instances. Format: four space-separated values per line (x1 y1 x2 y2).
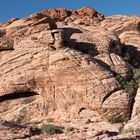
0 7 138 127
40 7 104 26
41 7 104 20
132 88 140 117
119 31 140 49
2 6 140 140
101 15 140 35
123 92 140 137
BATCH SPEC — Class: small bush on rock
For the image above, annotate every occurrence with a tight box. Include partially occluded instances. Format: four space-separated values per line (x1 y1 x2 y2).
116 69 140 94
119 45 140 94
121 45 140 68
41 124 63 135
107 115 118 124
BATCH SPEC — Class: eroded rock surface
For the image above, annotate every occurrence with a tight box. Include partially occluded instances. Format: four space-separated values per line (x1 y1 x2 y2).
0 7 140 139
101 15 140 35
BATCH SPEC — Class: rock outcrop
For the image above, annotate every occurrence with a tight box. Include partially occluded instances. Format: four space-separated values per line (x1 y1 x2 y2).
1 7 140 139
41 7 103 19
101 15 140 35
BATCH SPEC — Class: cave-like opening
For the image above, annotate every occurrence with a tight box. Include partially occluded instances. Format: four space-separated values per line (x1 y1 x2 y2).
0 91 38 102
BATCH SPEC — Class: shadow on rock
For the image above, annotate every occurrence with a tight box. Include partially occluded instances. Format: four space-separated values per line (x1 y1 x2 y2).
62 27 99 56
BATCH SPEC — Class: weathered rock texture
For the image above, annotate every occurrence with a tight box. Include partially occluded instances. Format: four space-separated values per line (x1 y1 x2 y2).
1 6 140 139
40 7 104 26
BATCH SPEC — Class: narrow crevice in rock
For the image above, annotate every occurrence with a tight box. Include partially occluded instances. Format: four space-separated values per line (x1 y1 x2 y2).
0 91 38 102
102 87 122 104
129 94 136 119
78 107 86 114
0 48 14 51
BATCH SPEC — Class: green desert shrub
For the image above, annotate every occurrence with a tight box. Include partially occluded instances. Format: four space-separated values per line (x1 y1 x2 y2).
116 45 140 94
116 74 138 94
41 124 63 135
133 69 140 85
116 68 140 94
107 115 118 124
121 45 140 68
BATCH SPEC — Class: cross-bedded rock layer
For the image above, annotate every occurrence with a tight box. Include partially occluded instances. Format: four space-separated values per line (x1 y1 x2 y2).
1 8 140 139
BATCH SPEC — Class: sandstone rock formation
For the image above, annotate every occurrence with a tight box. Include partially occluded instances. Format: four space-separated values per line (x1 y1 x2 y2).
101 15 140 35
41 7 103 19
0 7 140 139
120 31 140 49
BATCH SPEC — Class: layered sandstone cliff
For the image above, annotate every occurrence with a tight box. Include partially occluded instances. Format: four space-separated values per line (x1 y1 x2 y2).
0 7 140 139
